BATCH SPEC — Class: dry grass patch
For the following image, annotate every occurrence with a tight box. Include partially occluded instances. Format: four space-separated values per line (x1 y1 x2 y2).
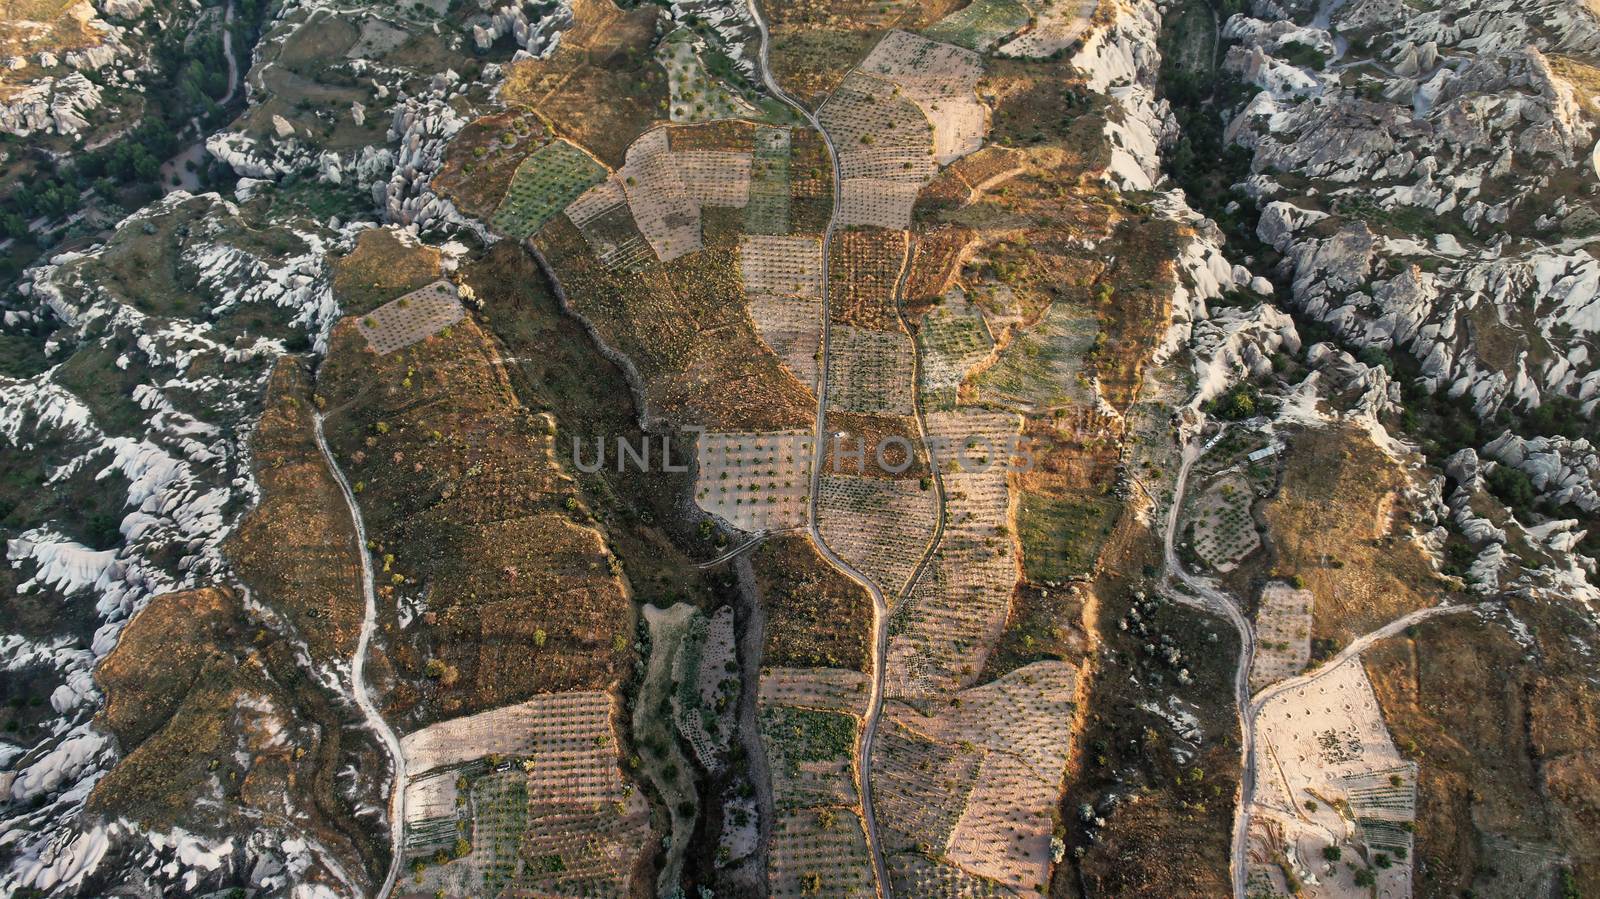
665 119 758 152
90 586 384 884
923 0 1030 51
0 0 101 96
93 587 247 752
1012 411 1122 584
318 315 632 726
499 0 666 167
330 226 443 316
916 146 1028 221
432 109 552 222
1262 426 1443 647
754 535 873 671
229 361 364 661
1364 599 1600 896
904 224 978 305
822 411 928 480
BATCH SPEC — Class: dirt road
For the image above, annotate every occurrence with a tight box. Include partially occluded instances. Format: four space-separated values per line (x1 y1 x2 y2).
313 411 407 899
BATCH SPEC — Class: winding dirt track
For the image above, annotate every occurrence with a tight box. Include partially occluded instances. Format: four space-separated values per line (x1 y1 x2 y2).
1162 422 1483 899
313 411 407 899
743 5 901 894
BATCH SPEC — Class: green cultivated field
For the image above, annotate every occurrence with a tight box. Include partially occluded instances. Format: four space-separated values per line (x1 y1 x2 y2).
490 140 608 239
923 0 1030 51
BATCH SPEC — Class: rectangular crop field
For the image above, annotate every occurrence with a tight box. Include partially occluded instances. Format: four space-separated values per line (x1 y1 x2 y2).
859 30 987 164
826 324 916 415
970 302 1100 414
997 0 1099 59
355 280 464 355
695 430 814 533
746 127 794 235
829 228 908 331
816 474 937 595
915 292 993 410
871 661 1078 896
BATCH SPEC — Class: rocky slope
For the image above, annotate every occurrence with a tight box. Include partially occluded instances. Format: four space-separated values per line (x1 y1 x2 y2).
1231 0 1600 420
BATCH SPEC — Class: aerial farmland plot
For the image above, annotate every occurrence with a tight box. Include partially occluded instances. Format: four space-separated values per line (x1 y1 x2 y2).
826 324 918 415
873 661 1080 897
615 126 753 262
564 178 656 271
746 126 795 234
1186 471 1263 572
859 29 988 164
741 233 824 298
830 227 910 331
659 27 759 123
819 69 940 229
489 139 608 239
694 429 814 532
758 667 877 899
746 293 824 388
21 0 1600 893
354 279 464 355
1249 581 1314 692
817 474 939 595
970 301 1102 414
740 232 825 387
884 410 1022 698
916 290 996 410
397 693 650 897
996 0 1100 58
1248 660 1417 899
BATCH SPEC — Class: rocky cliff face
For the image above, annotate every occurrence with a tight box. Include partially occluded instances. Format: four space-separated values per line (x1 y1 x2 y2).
0 0 146 140
1230 0 1600 420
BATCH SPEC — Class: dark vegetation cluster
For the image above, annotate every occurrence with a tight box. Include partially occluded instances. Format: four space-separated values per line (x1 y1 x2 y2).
0 0 269 282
